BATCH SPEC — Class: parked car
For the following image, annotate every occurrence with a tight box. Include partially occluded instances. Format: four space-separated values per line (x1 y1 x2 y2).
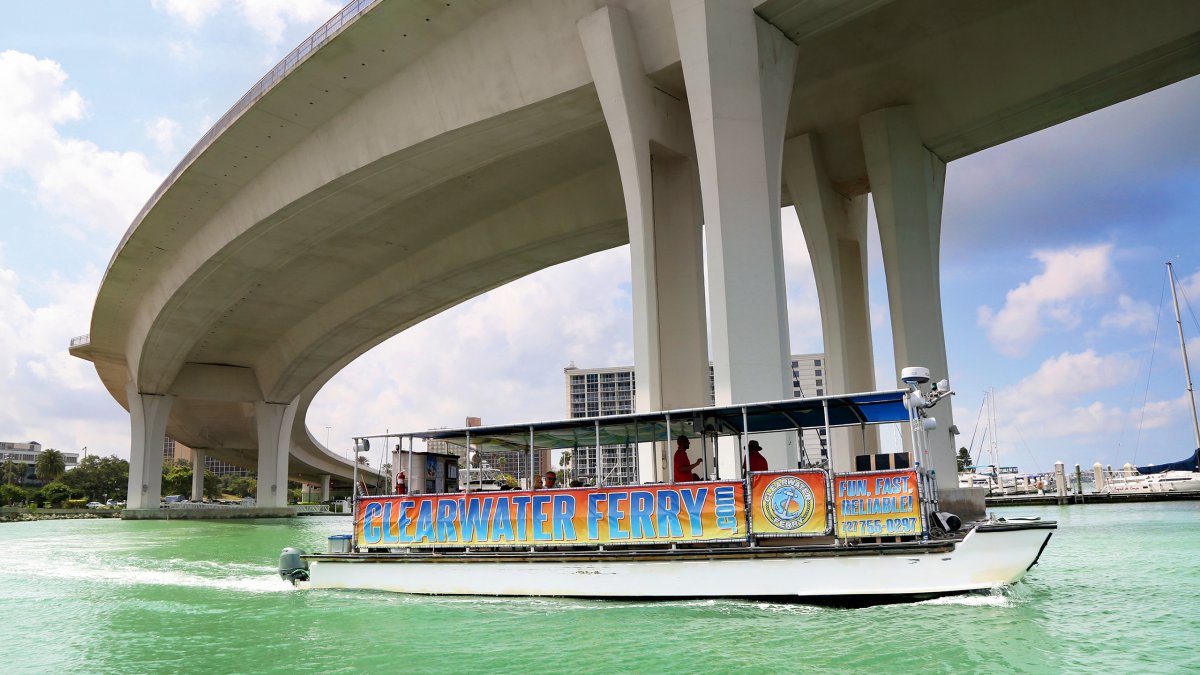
85 502 104 509
162 495 185 504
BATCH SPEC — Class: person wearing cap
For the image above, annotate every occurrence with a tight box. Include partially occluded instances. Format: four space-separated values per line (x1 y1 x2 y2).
743 440 768 475
673 435 702 482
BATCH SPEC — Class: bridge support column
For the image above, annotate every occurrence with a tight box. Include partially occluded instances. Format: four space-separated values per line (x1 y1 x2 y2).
672 0 798 470
783 133 879 471
580 6 710 481
255 401 297 508
190 448 206 502
125 383 173 509
321 474 331 502
859 106 959 487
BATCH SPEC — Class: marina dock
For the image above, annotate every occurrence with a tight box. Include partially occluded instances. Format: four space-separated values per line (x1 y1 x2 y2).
987 491 1200 507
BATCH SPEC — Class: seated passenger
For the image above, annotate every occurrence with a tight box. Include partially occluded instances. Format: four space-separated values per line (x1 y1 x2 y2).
543 471 557 489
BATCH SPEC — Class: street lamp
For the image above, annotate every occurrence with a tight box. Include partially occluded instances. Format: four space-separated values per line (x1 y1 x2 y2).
325 426 332 448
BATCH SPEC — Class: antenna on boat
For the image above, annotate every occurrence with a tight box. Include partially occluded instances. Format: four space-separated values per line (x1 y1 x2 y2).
1166 261 1200 450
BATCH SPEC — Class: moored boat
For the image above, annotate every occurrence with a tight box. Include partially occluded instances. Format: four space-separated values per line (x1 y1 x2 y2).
280 368 1055 603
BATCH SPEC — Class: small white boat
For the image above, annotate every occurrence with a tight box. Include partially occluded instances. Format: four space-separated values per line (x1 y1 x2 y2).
280 368 1055 603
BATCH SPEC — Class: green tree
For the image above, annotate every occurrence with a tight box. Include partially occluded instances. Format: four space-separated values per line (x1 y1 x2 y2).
0 483 28 506
162 460 193 497
1 459 24 485
63 454 129 501
558 450 572 484
223 476 257 498
957 447 972 472
35 449 66 482
203 471 222 500
41 481 72 507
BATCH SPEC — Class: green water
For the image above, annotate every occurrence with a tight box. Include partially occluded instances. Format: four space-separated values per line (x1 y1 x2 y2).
2 502 1197 674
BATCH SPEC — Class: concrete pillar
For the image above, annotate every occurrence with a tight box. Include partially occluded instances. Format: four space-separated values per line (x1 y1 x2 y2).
859 105 958 487
190 448 206 502
782 133 879 471
1093 462 1105 493
321 474 331 502
580 6 710 480
671 0 798 471
255 400 297 508
125 382 174 509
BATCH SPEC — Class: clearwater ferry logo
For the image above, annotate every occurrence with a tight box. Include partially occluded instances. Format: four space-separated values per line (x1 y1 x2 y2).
760 475 816 530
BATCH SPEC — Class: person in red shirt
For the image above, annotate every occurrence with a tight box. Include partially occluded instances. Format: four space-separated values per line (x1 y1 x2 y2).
673 435 702 482
743 440 768 475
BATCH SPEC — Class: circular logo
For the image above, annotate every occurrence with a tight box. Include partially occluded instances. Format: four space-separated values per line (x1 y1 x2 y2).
760 475 816 531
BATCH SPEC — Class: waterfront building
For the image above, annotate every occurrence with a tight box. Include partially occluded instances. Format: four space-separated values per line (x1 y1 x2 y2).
0 441 80 486
564 354 828 483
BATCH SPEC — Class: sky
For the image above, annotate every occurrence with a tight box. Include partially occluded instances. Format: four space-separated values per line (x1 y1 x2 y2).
2 2 1199 475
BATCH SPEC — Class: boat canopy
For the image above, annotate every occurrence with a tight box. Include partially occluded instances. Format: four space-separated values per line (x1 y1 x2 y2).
390 390 910 453
1137 448 1200 474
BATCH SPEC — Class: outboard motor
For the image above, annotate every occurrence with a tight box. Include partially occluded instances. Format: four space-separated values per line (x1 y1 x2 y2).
279 547 309 584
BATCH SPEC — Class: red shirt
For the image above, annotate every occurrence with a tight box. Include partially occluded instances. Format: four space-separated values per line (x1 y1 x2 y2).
744 449 768 473
674 447 695 482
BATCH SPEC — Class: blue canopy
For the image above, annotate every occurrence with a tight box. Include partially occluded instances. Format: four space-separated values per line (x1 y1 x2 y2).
395 390 912 452
1137 448 1200 474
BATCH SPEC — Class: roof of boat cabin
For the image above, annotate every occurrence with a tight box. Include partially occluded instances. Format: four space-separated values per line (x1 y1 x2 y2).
371 390 913 453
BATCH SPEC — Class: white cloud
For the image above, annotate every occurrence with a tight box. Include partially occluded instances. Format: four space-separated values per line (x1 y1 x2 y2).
1100 294 1156 333
0 256 128 456
309 248 634 453
168 40 202 62
152 0 223 29
145 116 181 155
0 50 161 240
978 243 1115 356
234 0 340 48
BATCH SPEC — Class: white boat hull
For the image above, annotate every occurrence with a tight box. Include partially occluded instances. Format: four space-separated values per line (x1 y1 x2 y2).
300 524 1052 601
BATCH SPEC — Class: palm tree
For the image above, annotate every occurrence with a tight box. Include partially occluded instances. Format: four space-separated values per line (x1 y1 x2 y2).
1 459 24 485
35 448 66 482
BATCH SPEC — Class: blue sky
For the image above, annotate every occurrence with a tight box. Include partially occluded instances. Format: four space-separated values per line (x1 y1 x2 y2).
1 2 1198 474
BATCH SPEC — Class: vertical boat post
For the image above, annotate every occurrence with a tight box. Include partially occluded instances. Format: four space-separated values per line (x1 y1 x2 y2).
665 412 673 484
822 398 832 471
1167 261 1200 450
595 420 602 487
464 430 471 495
739 407 748 477
528 426 535 490
633 420 641 484
406 436 414 495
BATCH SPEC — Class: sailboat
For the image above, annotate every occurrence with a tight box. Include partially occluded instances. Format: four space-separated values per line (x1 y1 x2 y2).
1103 261 1200 494
957 389 1044 495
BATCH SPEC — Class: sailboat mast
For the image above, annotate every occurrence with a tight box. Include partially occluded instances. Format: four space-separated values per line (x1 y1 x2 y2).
1166 261 1200 450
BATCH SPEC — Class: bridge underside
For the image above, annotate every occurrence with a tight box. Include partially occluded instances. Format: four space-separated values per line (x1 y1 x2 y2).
71 0 1200 505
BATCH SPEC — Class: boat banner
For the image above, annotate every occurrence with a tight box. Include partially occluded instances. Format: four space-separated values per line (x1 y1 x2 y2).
833 469 922 538
355 481 748 548
748 470 829 536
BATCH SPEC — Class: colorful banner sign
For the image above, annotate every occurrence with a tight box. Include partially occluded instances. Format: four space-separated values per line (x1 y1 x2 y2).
355 481 747 548
749 471 829 536
833 469 922 538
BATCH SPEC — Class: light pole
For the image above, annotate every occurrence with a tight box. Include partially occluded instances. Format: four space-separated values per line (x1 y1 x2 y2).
325 426 332 448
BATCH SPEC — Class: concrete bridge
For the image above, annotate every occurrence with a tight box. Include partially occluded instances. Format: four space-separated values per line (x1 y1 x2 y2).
70 0 1200 510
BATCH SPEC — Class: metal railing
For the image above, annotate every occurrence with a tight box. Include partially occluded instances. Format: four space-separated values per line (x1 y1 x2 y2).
69 334 90 349
116 0 382 255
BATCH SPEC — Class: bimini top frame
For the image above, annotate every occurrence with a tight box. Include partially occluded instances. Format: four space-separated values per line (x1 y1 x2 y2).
363 389 910 451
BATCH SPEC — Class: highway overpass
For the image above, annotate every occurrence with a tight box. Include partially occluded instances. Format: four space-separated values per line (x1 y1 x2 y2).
70 0 1200 510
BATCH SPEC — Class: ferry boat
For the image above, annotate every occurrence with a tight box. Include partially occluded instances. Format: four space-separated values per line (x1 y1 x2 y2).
279 368 1055 603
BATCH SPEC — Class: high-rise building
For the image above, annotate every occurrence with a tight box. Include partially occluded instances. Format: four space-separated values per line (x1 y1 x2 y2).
563 354 828 483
